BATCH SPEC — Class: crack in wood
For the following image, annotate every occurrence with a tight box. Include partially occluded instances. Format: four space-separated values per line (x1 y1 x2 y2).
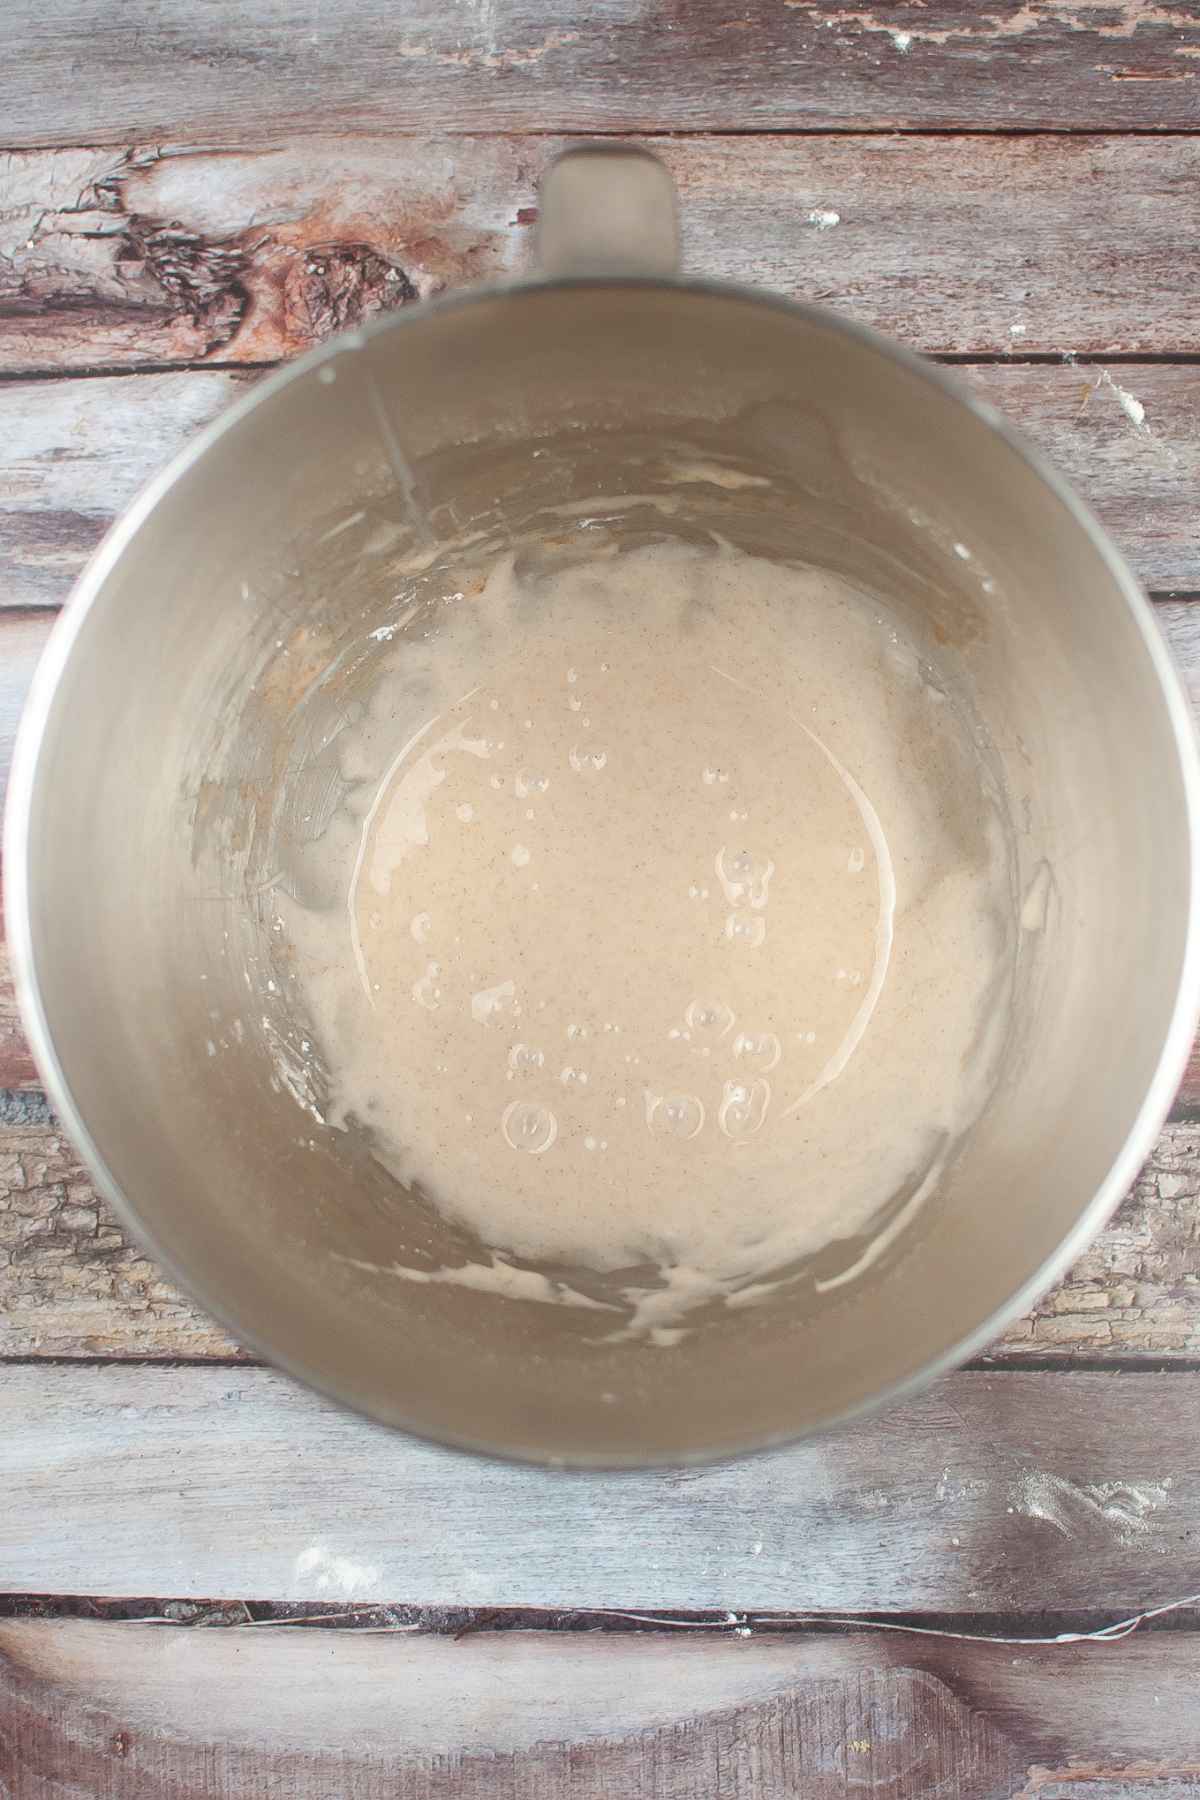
2 146 428 371
111 218 250 356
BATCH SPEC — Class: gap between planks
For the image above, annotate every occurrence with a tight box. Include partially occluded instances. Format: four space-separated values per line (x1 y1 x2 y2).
4 353 1200 390
4 1595 1198 1634
10 125 1200 150
4 1353 1200 1374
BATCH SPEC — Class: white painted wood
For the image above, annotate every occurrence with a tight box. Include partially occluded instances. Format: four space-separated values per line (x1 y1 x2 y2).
2 1365 1196 1609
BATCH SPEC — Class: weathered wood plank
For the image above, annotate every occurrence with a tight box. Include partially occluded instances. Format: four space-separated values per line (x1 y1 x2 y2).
4 1113 1199 1364
0 371 248 608
2 363 1198 612
1001 1118 1200 1355
966 365 1200 599
0 1111 241 1359
2 1365 1197 1607
5 135 1200 374
6 0 1200 143
4 1620 1200 1799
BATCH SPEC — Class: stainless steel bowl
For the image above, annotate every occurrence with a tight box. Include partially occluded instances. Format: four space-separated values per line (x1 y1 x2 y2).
8 149 1200 1464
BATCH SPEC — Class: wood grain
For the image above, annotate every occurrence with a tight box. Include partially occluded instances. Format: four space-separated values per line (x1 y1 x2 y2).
965 363 1200 598
5 0 1200 144
0 1108 239 1360
5 135 1200 373
1001 1118 1200 1356
5 1620 1200 1798
2 1364 1198 1607
4 1114 1200 1364
2 2 1197 1761
2 362 1198 612
0 371 248 608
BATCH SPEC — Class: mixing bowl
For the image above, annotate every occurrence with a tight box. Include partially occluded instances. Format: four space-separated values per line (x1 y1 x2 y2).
8 148 1200 1464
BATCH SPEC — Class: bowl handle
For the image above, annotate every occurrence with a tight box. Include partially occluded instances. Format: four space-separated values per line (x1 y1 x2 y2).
537 145 681 279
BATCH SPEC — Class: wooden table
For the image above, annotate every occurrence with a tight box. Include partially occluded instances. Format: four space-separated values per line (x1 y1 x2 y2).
4 5 1200 1793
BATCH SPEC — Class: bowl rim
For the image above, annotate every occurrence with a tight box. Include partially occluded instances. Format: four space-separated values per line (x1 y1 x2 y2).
8 273 1200 1469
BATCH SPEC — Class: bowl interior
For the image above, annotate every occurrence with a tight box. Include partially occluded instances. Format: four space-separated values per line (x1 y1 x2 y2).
14 284 1197 1463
